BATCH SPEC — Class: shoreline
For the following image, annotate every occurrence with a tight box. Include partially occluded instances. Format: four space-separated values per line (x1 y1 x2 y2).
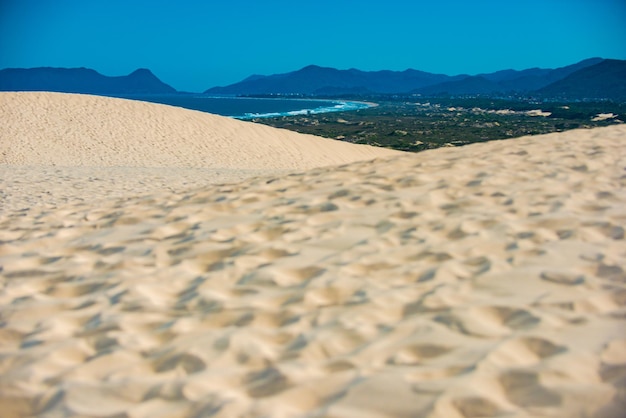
113 93 377 120
236 98 375 120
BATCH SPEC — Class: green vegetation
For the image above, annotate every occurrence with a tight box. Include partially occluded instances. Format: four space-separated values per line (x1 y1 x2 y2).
253 97 626 152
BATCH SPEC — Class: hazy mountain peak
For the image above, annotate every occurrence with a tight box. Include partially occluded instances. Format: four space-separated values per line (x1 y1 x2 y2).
0 67 176 94
129 68 154 76
204 57 624 99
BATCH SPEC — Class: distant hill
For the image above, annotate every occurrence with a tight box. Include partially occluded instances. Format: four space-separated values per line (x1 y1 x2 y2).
537 59 626 100
2 58 623 100
205 65 463 95
411 58 607 96
478 57 604 91
414 76 503 96
0 67 177 95
204 57 626 100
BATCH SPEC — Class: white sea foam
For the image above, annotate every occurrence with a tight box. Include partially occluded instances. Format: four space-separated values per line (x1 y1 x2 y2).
236 100 372 119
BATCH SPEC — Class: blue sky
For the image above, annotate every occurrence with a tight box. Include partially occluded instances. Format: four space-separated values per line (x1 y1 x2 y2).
1 0 625 92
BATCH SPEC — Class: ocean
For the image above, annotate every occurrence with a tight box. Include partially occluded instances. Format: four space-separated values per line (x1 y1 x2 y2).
118 95 370 119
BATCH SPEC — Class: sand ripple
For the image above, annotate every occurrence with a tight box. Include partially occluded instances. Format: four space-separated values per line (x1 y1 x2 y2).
0 93 625 417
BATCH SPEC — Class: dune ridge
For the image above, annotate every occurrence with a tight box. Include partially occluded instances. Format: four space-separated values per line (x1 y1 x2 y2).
0 92 625 418
0 92 400 212
0 92 399 169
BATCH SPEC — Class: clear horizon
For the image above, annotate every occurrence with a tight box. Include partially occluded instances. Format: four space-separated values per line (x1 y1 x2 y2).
1 0 625 92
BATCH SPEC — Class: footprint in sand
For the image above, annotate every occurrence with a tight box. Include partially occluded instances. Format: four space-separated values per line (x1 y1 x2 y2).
244 367 290 398
433 305 540 338
387 343 453 365
486 336 567 367
596 264 625 283
451 396 506 418
540 270 585 285
46 279 112 298
152 351 206 375
499 370 562 408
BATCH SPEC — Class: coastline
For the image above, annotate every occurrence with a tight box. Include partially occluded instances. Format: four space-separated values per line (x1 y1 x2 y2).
114 94 376 120
236 98 374 120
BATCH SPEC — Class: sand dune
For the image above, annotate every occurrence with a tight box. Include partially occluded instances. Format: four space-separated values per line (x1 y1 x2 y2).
0 92 400 211
0 92 398 169
0 92 625 418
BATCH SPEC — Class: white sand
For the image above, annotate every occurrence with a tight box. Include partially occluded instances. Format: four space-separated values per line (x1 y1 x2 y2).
0 92 625 418
1 92 397 169
0 92 400 212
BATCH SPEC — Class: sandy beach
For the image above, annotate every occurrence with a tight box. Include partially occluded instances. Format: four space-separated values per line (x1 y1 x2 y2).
1 92 625 418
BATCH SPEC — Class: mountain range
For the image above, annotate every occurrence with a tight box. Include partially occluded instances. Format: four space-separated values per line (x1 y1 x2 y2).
1 58 625 100
206 58 626 100
0 67 176 95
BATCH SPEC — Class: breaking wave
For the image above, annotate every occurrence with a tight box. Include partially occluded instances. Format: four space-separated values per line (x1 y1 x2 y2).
118 95 373 119
235 100 372 119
